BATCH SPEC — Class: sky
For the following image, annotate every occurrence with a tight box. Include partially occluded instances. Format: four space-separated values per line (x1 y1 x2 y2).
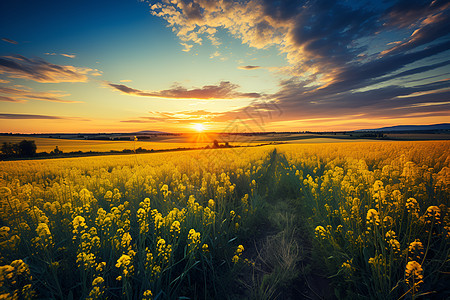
0 0 449 133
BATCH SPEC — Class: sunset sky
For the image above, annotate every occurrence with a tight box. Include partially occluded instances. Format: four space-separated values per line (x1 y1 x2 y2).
1 0 449 133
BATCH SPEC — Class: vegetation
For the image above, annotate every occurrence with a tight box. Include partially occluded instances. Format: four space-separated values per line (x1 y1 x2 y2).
0 141 449 299
1 140 37 158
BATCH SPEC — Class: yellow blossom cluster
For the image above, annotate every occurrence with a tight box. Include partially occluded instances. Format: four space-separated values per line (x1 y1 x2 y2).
187 229 201 252
232 244 244 264
405 261 423 293
0 260 34 299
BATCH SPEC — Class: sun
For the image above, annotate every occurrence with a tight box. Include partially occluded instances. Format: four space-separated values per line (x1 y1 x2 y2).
193 123 205 132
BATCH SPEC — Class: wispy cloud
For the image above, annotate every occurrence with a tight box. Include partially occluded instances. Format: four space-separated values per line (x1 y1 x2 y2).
0 113 90 120
120 79 132 83
109 81 262 99
44 52 76 59
0 85 82 103
0 95 25 103
0 55 101 83
1 38 18 45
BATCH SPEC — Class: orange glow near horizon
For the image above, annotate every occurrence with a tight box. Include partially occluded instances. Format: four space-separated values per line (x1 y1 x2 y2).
1 114 449 134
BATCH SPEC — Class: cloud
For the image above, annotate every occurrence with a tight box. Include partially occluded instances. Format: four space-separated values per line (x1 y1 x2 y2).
61 54 76 59
0 95 25 103
120 79 132 83
0 113 89 120
150 0 380 79
0 85 82 103
381 4 450 56
109 81 262 99
44 53 76 59
0 79 10 83
238 65 262 70
0 55 101 83
149 0 450 96
136 0 450 129
210 51 220 59
382 0 450 29
1 38 18 44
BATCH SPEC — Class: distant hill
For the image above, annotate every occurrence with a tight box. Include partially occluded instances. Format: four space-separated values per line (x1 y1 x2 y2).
133 130 170 134
356 123 450 132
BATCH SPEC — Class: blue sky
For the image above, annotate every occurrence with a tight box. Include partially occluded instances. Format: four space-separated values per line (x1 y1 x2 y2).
1 0 449 133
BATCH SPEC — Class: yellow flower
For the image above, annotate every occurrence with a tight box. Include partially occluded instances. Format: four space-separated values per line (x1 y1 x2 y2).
405 261 423 293
92 276 104 286
170 221 181 237
385 230 397 240
406 198 420 218
424 205 441 224
142 290 153 300
315 226 327 239
232 255 239 263
187 229 201 252
408 239 424 261
366 209 380 230
202 243 209 252
388 239 401 254
232 244 245 263
116 254 131 268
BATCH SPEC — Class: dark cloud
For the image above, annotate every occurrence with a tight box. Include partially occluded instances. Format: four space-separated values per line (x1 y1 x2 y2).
382 0 450 28
313 40 450 94
290 0 378 67
381 8 450 56
1 38 18 44
0 113 89 120
0 55 100 83
109 81 262 99
238 65 262 70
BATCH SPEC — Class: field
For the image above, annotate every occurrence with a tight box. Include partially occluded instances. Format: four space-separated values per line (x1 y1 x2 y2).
0 134 263 154
0 141 449 299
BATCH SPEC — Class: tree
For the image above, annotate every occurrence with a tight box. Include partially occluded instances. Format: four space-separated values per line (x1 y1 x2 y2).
213 140 219 148
1 142 16 155
17 140 37 157
50 146 63 155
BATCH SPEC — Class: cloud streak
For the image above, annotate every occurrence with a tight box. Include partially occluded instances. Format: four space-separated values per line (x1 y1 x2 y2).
1 38 18 45
238 65 262 70
44 52 76 59
0 113 90 120
109 81 262 99
0 85 82 103
0 55 101 83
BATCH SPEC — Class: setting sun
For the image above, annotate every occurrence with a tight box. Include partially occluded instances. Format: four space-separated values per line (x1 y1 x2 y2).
193 123 205 132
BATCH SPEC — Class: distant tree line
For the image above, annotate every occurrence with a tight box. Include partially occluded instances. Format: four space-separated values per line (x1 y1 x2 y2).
1 140 37 157
0 139 240 161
